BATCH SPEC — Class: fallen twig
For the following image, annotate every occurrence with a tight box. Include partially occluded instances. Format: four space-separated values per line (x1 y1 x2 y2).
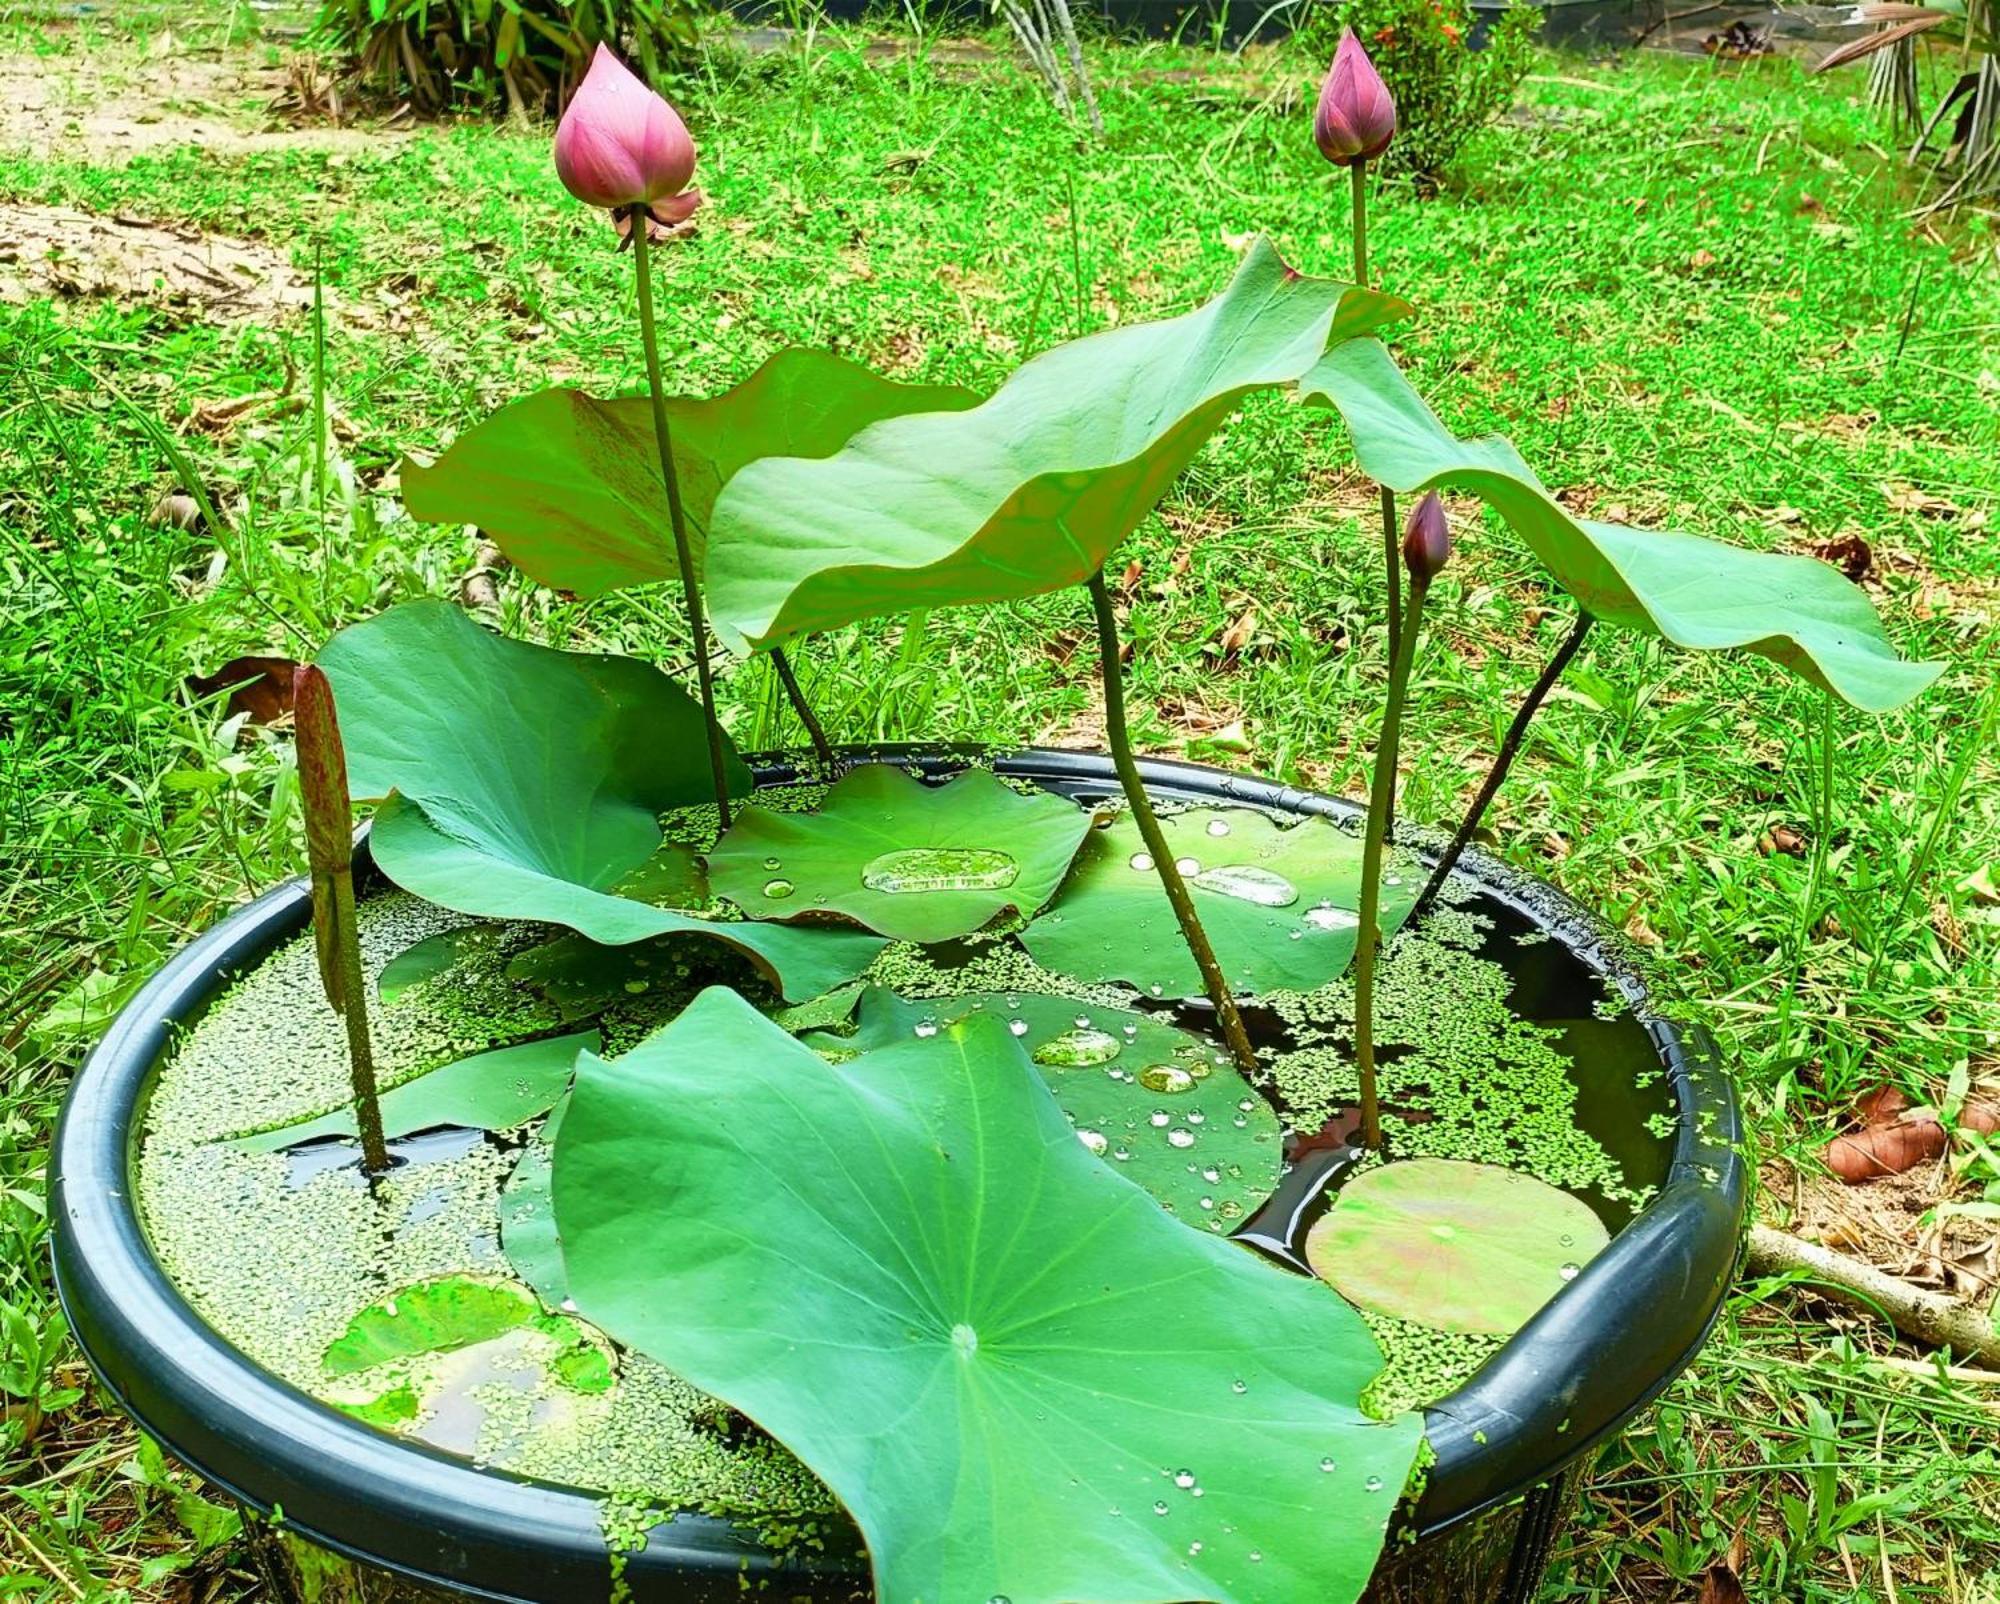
1746 1223 2000 1368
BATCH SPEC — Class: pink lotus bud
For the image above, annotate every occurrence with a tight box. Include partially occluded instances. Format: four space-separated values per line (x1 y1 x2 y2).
554 45 699 216
1314 29 1396 167
1402 491 1450 581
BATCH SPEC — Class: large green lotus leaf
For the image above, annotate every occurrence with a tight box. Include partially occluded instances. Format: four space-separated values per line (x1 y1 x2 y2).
317 602 881 1000
229 1030 599 1152
706 765 1098 942
705 238 1410 650
400 350 980 598
555 988 1423 1604
317 598 753 829
1305 1158 1609 1337
1021 806 1417 998
1303 339 1942 713
801 988 1282 1226
370 796 884 1003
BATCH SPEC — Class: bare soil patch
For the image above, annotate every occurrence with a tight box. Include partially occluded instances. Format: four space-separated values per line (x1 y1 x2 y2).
0 40 400 163
0 202 322 324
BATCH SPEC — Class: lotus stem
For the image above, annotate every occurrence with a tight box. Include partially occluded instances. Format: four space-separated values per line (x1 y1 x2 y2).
1350 160 1402 688
771 644 836 770
1085 568 1259 1075
330 868 389 1176
295 666 389 1176
1353 575 1431 1151
1408 612 1594 923
630 216 733 831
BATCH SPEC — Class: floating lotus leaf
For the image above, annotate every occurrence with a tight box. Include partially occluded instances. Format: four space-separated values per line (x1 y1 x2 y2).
1305 1157 1610 1337
1302 339 1941 714
706 238 1409 650
323 1275 539 1376
1022 805 1418 998
322 1273 612 1408
554 988 1423 1604
318 603 882 1001
801 987 1282 1225
229 1030 599 1152
706 765 1098 942
400 350 979 598
376 925 503 1004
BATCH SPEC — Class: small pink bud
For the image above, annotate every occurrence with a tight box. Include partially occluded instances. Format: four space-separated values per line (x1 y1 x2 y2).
1314 30 1396 167
554 45 699 218
1402 491 1450 581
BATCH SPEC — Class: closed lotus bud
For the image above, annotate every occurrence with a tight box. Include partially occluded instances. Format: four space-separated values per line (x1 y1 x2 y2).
554 45 702 230
1314 29 1396 167
1402 491 1450 581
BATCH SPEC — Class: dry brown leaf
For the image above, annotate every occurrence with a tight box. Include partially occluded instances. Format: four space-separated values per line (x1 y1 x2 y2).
1697 1559 1749 1604
1217 607 1258 658
185 655 300 726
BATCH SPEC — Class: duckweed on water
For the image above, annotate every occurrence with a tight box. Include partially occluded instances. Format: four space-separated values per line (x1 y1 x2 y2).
1357 1312 1505 1420
140 894 833 1523
139 827 1650 1530
1266 911 1649 1207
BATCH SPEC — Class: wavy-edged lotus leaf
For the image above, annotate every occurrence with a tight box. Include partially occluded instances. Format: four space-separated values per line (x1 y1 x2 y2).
1305 1157 1610 1337
801 987 1282 1224
230 1029 599 1152
1022 805 1418 997
400 349 980 598
1302 339 1942 714
315 601 879 1000
706 238 1410 650
554 988 1423 1604
370 796 885 1003
706 765 1098 942
317 599 754 820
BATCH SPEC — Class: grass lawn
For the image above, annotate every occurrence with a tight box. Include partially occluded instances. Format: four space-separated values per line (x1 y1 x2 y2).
2 2 1997 1598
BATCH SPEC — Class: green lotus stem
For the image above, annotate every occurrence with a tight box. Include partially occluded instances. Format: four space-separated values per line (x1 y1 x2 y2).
1408 612 1595 922
771 644 836 770
1351 160 1402 682
1085 568 1259 1075
1353 573 1431 1151
630 215 733 831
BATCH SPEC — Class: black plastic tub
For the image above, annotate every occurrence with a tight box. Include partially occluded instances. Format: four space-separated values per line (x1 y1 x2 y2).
52 746 1744 1604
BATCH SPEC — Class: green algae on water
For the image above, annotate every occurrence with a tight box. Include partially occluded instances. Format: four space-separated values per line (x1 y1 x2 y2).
138 892 834 1525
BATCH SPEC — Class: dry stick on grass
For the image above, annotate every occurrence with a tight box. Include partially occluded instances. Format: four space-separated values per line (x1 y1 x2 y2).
1746 1223 2000 1368
295 665 390 1175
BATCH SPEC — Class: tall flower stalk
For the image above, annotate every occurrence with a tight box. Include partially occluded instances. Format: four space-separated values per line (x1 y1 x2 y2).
296 665 389 1176
1317 32 1401 677
1085 567 1259 1074
1352 493 1449 1149
629 220 734 827
555 44 734 826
